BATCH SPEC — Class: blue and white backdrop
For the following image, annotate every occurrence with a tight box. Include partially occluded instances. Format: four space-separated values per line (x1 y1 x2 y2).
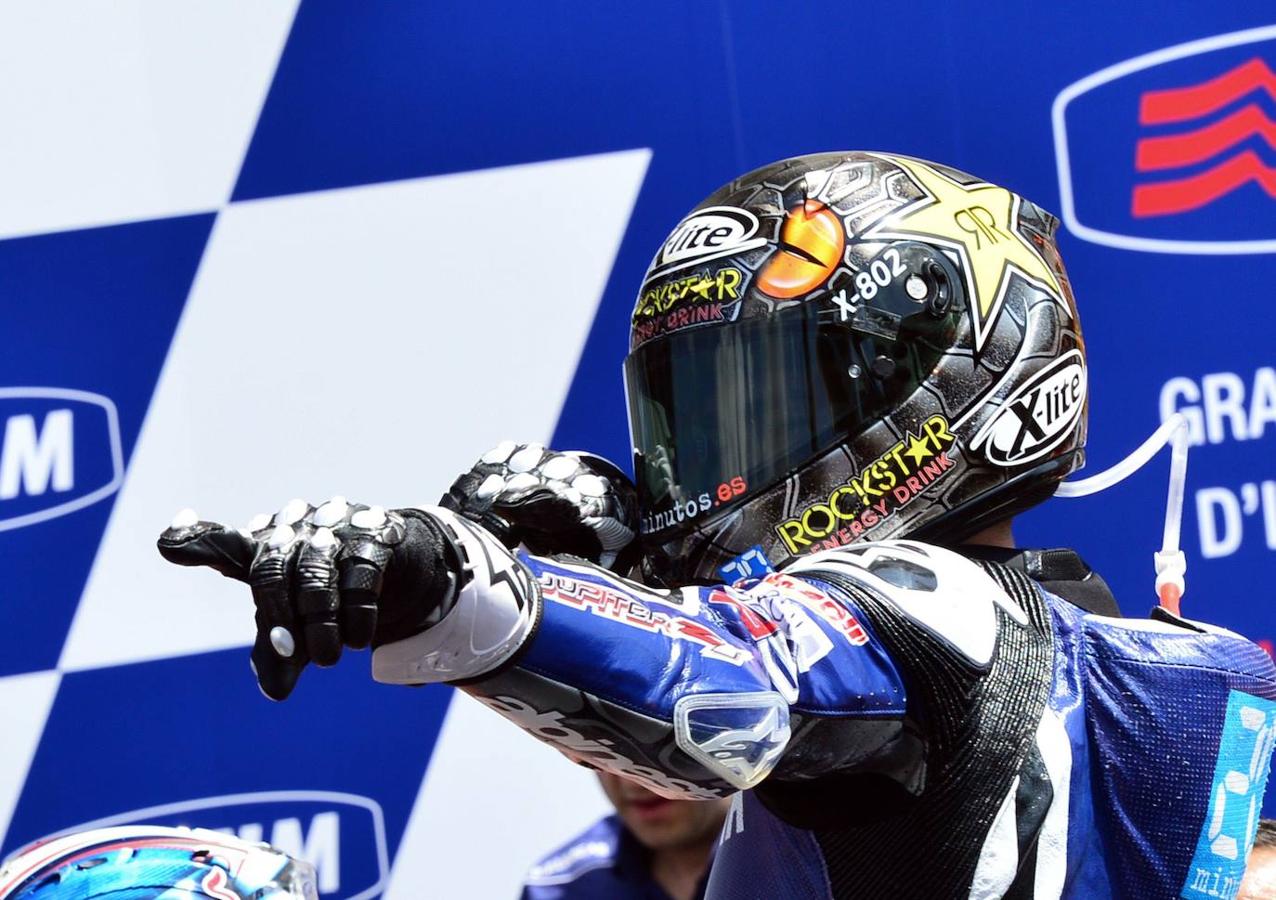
0 3 1272 896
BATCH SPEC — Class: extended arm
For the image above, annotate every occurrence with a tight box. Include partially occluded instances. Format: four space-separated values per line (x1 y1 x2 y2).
160 498 1021 802
372 505 919 802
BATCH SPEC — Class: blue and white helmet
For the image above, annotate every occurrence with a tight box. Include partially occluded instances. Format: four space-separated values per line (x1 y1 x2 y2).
0 825 318 899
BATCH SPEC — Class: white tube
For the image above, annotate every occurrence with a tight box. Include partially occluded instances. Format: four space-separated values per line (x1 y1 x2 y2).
1053 414 1191 609
1053 414 1188 497
1161 415 1190 556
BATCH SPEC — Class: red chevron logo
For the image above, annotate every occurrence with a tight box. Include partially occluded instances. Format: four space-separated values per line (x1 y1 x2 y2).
1139 57 1276 125
1057 27 1276 249
1132 55 1276 218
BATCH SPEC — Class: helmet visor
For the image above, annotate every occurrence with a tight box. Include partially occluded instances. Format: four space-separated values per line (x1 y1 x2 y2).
625 303 911 536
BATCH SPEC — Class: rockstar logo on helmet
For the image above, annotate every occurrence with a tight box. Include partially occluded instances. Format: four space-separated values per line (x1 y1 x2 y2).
869 155 1071 353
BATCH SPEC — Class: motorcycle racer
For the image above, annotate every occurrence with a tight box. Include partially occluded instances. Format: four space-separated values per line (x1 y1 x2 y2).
159 152 1276 899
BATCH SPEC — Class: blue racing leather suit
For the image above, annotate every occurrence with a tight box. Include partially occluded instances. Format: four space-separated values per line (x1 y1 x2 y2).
370 507 1276 900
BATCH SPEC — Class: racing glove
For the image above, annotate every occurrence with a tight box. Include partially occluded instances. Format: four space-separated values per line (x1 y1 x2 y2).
157 500 534 701
440 442 639 573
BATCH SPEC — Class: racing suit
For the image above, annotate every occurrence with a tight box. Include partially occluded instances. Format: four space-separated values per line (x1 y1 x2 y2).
369 506 1276 900
519 814 710 900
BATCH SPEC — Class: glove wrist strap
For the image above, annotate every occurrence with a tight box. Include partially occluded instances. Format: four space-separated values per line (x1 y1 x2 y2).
371 506 540 685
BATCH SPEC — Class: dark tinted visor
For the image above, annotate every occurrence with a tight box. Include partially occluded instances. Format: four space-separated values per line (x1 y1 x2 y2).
626 302 932 534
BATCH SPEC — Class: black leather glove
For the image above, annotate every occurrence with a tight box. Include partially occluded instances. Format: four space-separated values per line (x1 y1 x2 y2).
440 442 639 573
157 498 462 700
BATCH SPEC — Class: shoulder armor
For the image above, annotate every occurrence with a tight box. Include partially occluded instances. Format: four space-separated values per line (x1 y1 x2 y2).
784 540 1028 667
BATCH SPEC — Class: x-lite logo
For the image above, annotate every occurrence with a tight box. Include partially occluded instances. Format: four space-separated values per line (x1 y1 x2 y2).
1002 386 1061 458
973 351 1087 468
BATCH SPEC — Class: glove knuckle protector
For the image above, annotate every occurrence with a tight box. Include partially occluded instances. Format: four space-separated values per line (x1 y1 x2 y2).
441 442 640 571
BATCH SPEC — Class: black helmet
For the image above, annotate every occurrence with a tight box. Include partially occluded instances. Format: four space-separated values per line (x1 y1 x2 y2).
624 151 1086 585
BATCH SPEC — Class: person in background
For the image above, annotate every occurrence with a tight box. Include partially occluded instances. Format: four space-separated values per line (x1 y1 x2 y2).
520 774 729 900
1241 819 1276 900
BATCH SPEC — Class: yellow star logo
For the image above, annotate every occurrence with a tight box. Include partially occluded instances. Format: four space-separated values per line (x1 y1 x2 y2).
904 433 933 466
868 155 1069 353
